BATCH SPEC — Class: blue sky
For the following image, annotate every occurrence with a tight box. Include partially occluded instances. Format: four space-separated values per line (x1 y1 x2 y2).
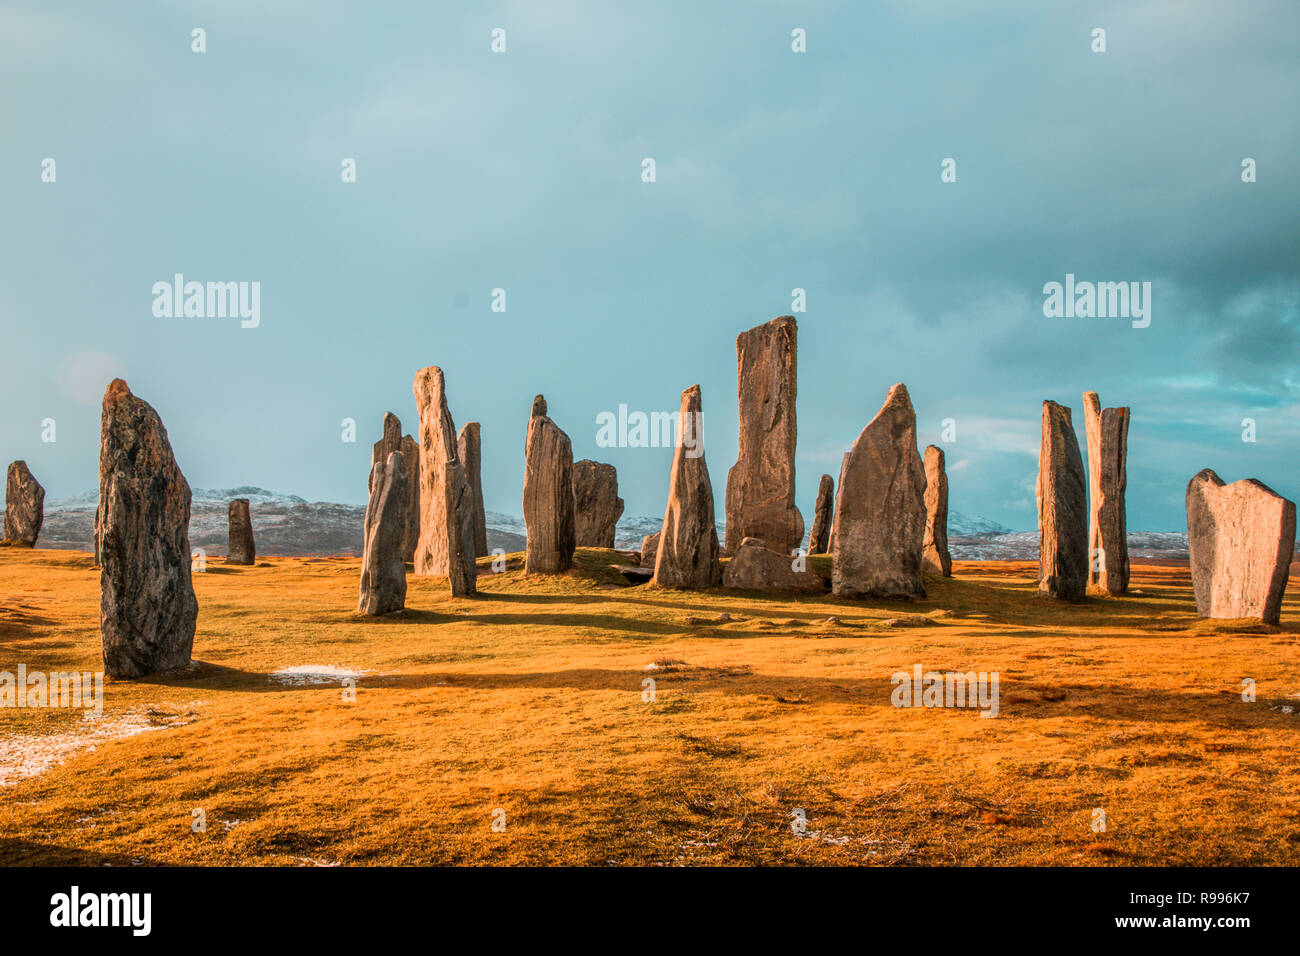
2 0 1297 531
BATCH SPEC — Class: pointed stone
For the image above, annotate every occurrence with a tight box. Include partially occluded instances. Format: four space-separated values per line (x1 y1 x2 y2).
654 385 722 589
1082 391 1130 594
358 450 409 615
226 498 255 565
97 379 197 678
725 316 803 554
1186 469 1295 625
523 395 575 573
457 422 488 558
573 460 624 548
370 412 402 492
831 384 927 599
808 474 834 554
3 461 44 546
1037 400 1088 601
922 445 952 577
412 366 476 595
399 434 421 562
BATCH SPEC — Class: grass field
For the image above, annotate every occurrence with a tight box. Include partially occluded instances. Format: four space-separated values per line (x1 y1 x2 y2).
1 546 1297 866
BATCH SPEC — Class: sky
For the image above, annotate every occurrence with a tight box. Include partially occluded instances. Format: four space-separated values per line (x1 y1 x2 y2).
1 0 1297 532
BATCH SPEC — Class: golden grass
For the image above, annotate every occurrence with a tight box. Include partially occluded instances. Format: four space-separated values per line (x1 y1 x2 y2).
1 546 1297 866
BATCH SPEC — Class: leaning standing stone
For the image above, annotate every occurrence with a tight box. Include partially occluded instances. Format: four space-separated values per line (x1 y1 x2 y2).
1186 469 1295 625
1082 391 1130 594
808 474 834 554
1037 400 1088 601
831 383 927 599
523 395 575 573
922 445 952 577
412 366 476 595
724 316 804 554
573 459 624 548
3 461 44 547
457 422 488 558
653 385 722 588
358 450 409 615
226 498 255 565
98 379 197 678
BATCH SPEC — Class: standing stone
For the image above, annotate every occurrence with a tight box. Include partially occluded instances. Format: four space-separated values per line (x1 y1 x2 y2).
3 461 44 546
725 316 803 555
457 422 488 558
358 450 409 615
641 532 660 568
399 434 421 562
831 384 927 599
1082 391 1130 594
226 498 255 565
1037 400 1088 602
523 395 575 573
1186 469 1295 625
654 385 722 588
370 412 402 491
922 446 952 577
412 366 476 595
808 474 834 554
573 460 624 548
97 379 197 678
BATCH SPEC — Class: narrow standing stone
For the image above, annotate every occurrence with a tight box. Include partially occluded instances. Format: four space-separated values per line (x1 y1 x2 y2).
98 379 197 678
523 395 575 573
1082 391 1130 594
1037 400 1088 601
808 474 834 554
3 461 44 546
457 422 488 558
226 498 255 565
922 445 952 577
654 385 722 588
358 450 409 615
399 434 421 563
724 316 803 554
412 366 476 595
573 459 624 548
1186 469 1295 625
831 384 927 599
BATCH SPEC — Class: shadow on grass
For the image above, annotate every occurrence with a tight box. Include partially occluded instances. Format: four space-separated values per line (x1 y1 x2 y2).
0 838 161 866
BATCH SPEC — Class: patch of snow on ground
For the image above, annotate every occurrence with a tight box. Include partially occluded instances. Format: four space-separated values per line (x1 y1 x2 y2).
269 665 370 686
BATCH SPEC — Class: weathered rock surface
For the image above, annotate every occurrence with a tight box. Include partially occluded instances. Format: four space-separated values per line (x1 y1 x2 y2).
724 316 804 554
226 498 255 565
654 385 722 589
412 366 476 595
573 459 624 548
1083 391 1130 594
922 445 952 577
831 384 927 599
1037 400 1088 601
723 537 823 592
641 532 660 568
457 422 487 558
358 450 409 615
399 434 421 562
3 461 44 546
523 395 575 574
370 412 402 488
1186 469 1295 625
827 453 847 556
97 379 198 678
808 474 834 554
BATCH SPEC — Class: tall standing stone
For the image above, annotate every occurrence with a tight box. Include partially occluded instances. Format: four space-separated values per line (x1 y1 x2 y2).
523 395 575 573
1082 391 1130 594
226 498 255 565
412 366 476 595
1186 469 1295 625
457 422 488 558
573 460 624 548
358 450 409 615
724 316 803 555
922 445 952 577
808 474 834 554
3 461 44 546
97 379 197 678
399 434 421 562
1037 400 1088 602
654 385 722 588
370 412 402 490
831 383 927 599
